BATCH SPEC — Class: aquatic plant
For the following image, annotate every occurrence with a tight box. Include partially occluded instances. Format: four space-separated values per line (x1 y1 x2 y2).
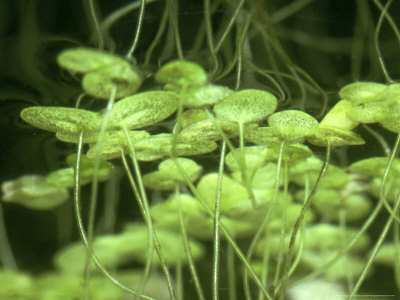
1 1 400 300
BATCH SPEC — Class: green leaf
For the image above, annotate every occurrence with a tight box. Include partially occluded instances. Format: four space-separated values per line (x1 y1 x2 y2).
197 173 249 212
134 134 218 161
267 110 319 143
180 118 241 141
108 91 179 129
155 60 208 91
21 106 102 134
143 158 203 190
213 89 277 124
349 157 400 177
1 175 69 210
319 100 359 130
57 47 126 73
296 189 372 222
150 194 207 227
306 126 365 147
339 81 387 103
183 84 232 107
82 63 142 99
46 155 114 188
86 130 151 160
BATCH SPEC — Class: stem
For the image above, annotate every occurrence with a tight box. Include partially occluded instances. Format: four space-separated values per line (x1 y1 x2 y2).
349 192 400 299
126 0 146 59
213 141 226 300
122 126 177 300
121 152 153 300
243 141 285 300
278 140 331 299
73 133 154 300
175 184 206 300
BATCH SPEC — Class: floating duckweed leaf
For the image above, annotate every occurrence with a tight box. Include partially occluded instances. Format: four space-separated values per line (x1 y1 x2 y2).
370 177 400 203
134 134 217 161
304 224 370 253
82 63 142 99
296 189 372 222
150 194 207 227
301 252 366 281
339 81 387 103
181 109 209 128
21 106 102 134
245 127 283 146
87 130 150 160
1 175 69 210
290 159 349 188
121 225 205 265
197 173 249 212
158 158 203 182
54 235 127 274
143 158 203 190
180 118 241 141
319 100 359 130
379 112 400 133
267 202 315 232
232 163 285 190
213 89 277 124
56 130 124 144
108 91 179 129
268 110 319 142
374 243 396 266
57 47 126 73
46 155 114 188
349 100 389 124
349 157 400 177
183 84 232 107
183 215 260 240
225 146 268 173
0 270 34 299
36 273 129 300
155 60 208 90
306 126 365 147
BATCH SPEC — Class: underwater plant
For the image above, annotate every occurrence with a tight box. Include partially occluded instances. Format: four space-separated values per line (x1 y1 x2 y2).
1 0 400 299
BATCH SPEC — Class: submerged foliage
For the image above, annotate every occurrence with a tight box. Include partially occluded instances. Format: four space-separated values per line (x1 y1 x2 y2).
1 1 400 300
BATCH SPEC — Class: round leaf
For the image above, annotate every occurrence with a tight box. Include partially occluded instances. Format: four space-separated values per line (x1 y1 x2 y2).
82 63 142 99
213 89 277 124
108 91 179 130
21 106 102 134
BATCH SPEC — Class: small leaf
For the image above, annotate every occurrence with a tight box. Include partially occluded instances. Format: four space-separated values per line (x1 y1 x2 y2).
21 106 102 134
150 194 207 227
213 89 277 124
82 63 142 99
108 91 179 130
183 84 232 107
197 173 249 212
268 110 319 143
339 81 387 103
225 146 269 173
349 157 400 177
296 189 372 222
319 100 359 130
303 224 370 253
134 134 218 161
86 130 151 160
57 47 126 73
46 155 114 187
306 126 365 147
155 60 208 90
1 175 69 210
180 118 240 141
143 158 203 190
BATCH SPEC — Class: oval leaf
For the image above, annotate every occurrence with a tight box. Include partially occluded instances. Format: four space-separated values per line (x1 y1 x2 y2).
213 89 277 124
